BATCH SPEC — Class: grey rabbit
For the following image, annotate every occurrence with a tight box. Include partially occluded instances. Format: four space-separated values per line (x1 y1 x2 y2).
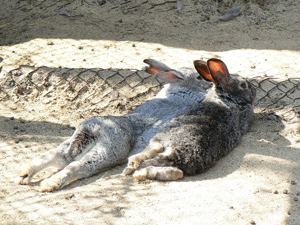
15 58 212 192
124 58 256 181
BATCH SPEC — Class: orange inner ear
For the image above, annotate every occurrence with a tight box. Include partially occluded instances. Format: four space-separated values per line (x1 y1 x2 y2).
193 60 213 82
208 59 230 83
145 67 160 76
209 61 224 74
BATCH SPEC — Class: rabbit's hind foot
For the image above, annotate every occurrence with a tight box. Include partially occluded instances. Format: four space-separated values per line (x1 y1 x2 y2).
40 161 84 192
40 177 60 192
15 148 69 186
39 166 74 192
40 169 68 192
15 164 34 185
133 166 183 181
123 141 164 175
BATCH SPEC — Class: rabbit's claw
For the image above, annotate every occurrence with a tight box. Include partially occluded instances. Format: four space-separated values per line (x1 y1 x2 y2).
123 156 140 175
15 175 30 185
15 165 33 185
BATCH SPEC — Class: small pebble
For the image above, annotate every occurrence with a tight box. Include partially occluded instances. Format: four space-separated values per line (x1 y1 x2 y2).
283 189 288 194
273 190 278 194
219 6 240 21
294 197 298 202
176 1 183 10
250 220 256 225
47 41 54 45
59 9 72 17
291 180 296 185
65 193 75 200
98 0 106 6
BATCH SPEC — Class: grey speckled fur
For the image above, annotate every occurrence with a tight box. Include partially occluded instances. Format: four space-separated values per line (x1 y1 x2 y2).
15 59 212 192
125 58 256 181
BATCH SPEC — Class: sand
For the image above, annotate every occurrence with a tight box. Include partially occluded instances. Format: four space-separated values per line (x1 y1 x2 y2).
0 0 300 224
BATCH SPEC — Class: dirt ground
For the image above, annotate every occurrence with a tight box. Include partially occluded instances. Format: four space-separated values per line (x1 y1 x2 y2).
1 0 300 224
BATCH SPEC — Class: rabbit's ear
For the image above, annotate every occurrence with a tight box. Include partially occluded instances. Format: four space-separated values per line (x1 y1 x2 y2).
207 59 230 84
193 60 213 82
143 59 184 83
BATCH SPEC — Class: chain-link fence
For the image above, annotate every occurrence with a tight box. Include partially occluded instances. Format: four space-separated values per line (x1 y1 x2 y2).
251 77 300 123
0 66 299 122
0 66 163 118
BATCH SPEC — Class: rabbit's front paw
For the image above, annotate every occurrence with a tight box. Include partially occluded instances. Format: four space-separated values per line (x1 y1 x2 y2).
133 168 148 181
40 178 60 192
123 155 142 175
128 155 142 169
15 165 33 185
123 141 164 176
123 167 135 175
133 166 184 181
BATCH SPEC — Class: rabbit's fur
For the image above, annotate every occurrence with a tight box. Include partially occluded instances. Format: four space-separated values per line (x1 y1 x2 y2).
124 59 256 181
15 59 212 192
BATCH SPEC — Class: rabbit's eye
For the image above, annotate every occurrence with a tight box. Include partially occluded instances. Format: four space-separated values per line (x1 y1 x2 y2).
240 82 247 89
196 76 202 80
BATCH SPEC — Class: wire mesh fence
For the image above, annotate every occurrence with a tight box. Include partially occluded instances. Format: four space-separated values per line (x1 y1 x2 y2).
0 66 299 122
250 77 300 123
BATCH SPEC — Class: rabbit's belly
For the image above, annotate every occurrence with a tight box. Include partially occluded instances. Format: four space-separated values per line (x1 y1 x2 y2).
127 99 204 156
129 126 162 156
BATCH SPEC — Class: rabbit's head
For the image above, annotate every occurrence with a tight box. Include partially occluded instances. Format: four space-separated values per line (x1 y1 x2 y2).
143 59 212 99
194 58 256 106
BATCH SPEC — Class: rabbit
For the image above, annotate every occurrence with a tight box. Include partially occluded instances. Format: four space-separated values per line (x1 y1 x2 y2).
15 59 212 192
123 58 256 181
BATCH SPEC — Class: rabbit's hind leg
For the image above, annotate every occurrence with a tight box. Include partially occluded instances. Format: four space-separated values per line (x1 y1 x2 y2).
40 160 81 192
15 140 71 185
16 117 121 186
39 151 125 192
39 117 134 191
123 140 164 175
16 121 99 186
40 133 133 192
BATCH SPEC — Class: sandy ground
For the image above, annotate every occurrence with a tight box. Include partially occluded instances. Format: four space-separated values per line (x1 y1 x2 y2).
0 0 300 224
